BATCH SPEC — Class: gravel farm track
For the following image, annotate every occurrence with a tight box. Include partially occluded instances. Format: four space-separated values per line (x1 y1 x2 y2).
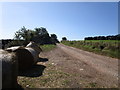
18 43 119 88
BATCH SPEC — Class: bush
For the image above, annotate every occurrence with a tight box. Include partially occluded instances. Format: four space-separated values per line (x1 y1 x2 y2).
5 40 25 48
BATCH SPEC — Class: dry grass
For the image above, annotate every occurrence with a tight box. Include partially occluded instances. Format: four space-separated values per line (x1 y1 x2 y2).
17 62 72 88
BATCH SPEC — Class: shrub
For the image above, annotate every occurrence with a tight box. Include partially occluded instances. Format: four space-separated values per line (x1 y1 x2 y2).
61 40 120 59
5 40 25 48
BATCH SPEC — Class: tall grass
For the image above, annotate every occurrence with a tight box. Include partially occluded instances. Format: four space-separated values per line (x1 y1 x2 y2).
61 40 120 59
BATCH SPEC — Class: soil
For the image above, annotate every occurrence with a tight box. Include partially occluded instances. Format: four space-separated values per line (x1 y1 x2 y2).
39 43 118 88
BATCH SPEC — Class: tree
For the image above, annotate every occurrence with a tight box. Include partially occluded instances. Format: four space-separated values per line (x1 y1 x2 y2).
34 27 48 36
14 26 59 45
62 37 67 41
32 27 53 44
84 34 120 40
51 34 59 43
14 26 30 40
14 26 36 45
14 26 26 40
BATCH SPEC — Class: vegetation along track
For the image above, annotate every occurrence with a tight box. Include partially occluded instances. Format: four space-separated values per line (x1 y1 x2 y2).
18 43 118 88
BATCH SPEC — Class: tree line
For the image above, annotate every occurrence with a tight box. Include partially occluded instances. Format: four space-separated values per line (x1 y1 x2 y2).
1 26 59 49
14 26 59 45
84 34 120 40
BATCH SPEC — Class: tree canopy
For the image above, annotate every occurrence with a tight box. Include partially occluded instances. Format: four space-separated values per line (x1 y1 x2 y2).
14 26 59 45
62 37 67 41
85 34 120 40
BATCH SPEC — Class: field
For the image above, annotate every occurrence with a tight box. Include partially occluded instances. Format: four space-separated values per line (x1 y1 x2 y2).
61 40 120 59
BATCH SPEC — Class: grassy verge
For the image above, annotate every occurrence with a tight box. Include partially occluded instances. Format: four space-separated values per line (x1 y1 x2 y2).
40 44 56 52
18 62 73 88
61 40 120 59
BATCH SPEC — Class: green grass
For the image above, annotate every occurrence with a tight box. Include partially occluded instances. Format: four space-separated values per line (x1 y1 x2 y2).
61 40 120 59
89 82 97 88
40 44 56 52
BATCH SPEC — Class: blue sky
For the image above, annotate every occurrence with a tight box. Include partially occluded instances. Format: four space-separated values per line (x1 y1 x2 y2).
0 2 118 40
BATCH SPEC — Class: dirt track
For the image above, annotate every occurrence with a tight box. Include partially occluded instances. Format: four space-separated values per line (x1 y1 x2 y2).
40 43 118 88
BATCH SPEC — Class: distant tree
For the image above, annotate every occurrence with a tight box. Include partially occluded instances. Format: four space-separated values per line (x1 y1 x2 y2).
14 26 59 45
116 34 120 40
34 27 48 36
84 34 120 40
14 31 22 40
14 26 35 45
62 37 67 41
51 34 59 43
51 34 57 40
101 36 106 40
32 27 53 44
85 37 93 40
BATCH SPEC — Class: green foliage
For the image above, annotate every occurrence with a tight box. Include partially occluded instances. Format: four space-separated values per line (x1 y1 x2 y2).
51 34 59 43
40 44 56 52
85 34 120 40
62 37 67 41
14 26 35 42
35 27 48 36
14 26 59 45
62 40 120 59
5 40 25 48
89 82 97 87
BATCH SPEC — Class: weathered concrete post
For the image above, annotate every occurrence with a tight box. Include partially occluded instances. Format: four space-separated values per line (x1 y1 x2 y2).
26 41 42 54
26 41 42 63
0 49 18 88
0 40 2 89
0 41 42 88
6 42 42 71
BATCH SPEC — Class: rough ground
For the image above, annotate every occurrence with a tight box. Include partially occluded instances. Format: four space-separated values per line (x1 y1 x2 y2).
18 43 118 88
